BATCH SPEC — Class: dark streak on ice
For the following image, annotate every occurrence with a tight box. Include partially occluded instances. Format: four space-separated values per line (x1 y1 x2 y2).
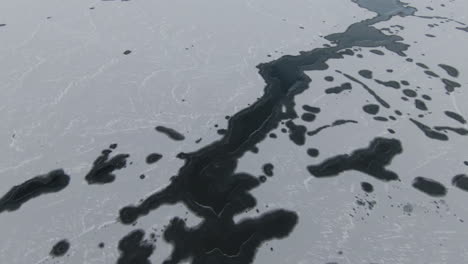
155 126 185 141
339 72 391 108
444 111 466 124
424 70 439 78
375 79 401 89
307 138 402 181
434 126 468 136
0 169 70 214
85 148 130 184
370 49 384 55
456 26 468 32
410 118 449 141
412 177 447 197
302 105 321 113
438 64 459 78
307 120 358 137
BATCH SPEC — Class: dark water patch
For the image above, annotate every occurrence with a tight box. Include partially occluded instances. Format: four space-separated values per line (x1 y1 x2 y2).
438 64 459 78
301 113 316 122
412 177 447 197
370 49 385 55
340 72 390 108
98 242 105 248
85 148 129 184
146 153 163 164
307 120 358 136
441 78 461 93
424 70 439 78
262 163 274 177
123 50 132 55
324 76 334 82
358 69 373 79
50 239 70 257
402 89 417 97
302 105 321 113
401 80 409 86
116 0 417 261
363 104 379 115
155 126 185 141
457 26 468 32
307 148 319 157
361 182 374 193
307 137 402 181
375 79 401 89
162 209 297 264
452 174 468 192
425 34 436 38
434 126 468 136
109 143 118 149
374 116 388 122
286 120 307 145
444 111 466 124
414 99 427 111
217 129 227 135
117 230 154 264
325 82 352 94
351 0 416 17
410 118 448 141
388 128 395 134
0 169 70 214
